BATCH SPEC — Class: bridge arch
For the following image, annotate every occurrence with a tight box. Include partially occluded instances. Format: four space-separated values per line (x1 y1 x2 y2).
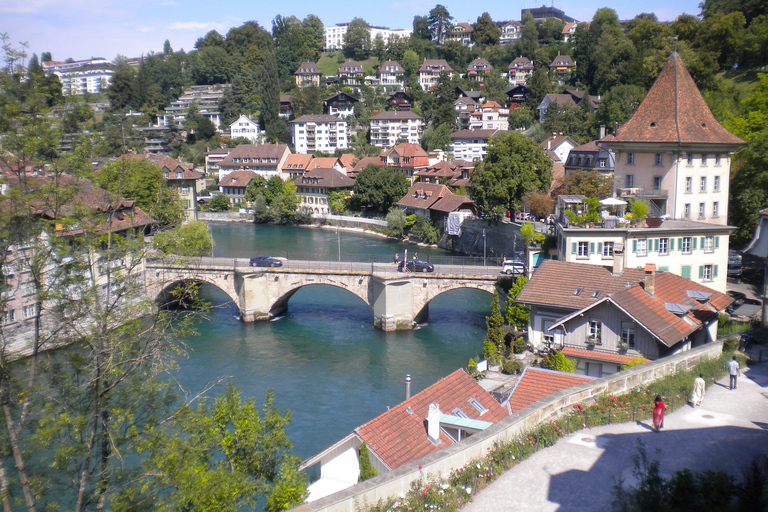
412 279 498 325
155 277 240 309
269 278 373 319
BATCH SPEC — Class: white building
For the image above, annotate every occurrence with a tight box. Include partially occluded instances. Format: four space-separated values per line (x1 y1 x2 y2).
290 115 349 154
155 85 228 132
44 59 113 95
418 60 453 91
324 23 412 50
467 101 509 131
378 60 405 88
500 21 522 44
229 115 261 144
450 129 505 162
368 111 425 148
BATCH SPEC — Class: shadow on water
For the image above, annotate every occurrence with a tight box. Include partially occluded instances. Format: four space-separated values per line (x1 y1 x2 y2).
176 282 491 459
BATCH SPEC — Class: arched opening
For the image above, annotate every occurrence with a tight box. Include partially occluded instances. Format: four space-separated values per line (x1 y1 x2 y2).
156 279 237 312
271 283 373 323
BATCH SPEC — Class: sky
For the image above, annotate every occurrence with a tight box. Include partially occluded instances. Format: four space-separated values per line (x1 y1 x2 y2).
2 0 703 63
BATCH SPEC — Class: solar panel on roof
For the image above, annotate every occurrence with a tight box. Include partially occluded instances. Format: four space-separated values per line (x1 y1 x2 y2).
665 302 692 315
687 289 712 301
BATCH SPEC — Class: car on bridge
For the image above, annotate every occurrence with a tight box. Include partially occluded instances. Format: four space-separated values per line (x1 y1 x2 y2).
501 259 525 275
398 259 434 273
249 256 283 268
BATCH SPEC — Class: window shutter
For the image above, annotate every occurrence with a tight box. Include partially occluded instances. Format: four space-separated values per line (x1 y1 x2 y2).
670 238 675 251
693 237 697 250
590 242 595 254
654 239 659 252
715 236 719 249
598 242 603 254
678 238 683 250
714 265 718 278
632 240 637 253
682 266 691 279
659 266 669 272
571 242 577 254
698 265 704 279
700 236 705 248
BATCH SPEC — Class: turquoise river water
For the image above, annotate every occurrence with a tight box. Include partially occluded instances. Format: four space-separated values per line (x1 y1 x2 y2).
175 222 492 462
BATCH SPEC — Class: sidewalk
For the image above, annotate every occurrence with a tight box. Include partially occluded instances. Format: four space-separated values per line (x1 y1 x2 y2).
463 363 768 512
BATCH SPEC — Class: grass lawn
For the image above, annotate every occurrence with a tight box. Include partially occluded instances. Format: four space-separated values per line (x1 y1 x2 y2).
317 51 381 76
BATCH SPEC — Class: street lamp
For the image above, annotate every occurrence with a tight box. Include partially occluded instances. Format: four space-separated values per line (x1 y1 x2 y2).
483 229 486 266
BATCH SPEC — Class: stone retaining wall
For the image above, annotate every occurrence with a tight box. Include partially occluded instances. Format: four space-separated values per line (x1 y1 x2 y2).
291 341 724 512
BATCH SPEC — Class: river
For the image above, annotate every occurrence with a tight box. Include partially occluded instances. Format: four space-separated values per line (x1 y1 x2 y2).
174 222 492 464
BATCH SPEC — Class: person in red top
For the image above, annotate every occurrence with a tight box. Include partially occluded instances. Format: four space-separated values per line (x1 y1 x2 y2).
652 395 665 432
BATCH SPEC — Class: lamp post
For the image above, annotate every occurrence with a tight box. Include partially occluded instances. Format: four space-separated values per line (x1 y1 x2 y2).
483 229 486 266
337 224 341 262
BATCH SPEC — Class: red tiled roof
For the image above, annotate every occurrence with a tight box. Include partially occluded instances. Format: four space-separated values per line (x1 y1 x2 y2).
505 367 593 413
356 369 507 469
608 271 732 346
307 157 341 170
419 59 453 73
284 154 313 171
561 347 648 365
516 260 646 310
219 170 257 188
430 194 474 214
352 156 381 173
397 183 453 210
293 168 354 189
606 53 744 147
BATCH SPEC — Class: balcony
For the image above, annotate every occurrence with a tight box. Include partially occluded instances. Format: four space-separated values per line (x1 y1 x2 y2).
617 187 668 199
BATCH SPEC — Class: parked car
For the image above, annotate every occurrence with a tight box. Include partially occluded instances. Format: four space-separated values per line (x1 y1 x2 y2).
515 212 532 222
249 256 283 267
398 259 434 273
501 259 525 275
728 250 742 278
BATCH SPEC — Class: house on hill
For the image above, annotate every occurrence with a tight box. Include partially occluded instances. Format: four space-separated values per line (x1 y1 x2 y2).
419 59 453 90
508 56 533 85
338 60 364 85
300 369 508 502
378 60 405 89
324 92 359 118
516 260 732 376
289 115 348 154
295 62 322 88
537 90 600 123
380 143 429 180
387 90 414 111
217 144 290 181
293 168 354 215
229 114 261 144
218 170 257 205
467 58 492 83
369 111 425 147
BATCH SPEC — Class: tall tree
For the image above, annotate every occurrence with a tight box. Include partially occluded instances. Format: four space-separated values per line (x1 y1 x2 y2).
428 5 454 44
258 51 282 142
473 12 501 46
470 131 553 212
412 15 432 40
352 165 410 213
343 18 372 60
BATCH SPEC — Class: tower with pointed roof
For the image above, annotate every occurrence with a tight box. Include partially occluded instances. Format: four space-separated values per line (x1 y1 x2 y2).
603 51 744 225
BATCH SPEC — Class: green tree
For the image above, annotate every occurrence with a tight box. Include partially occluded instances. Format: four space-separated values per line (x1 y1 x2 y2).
107 62 136 111
328 190 348 214
191 45 231 84
595 84 646 132
154 220 213 257
525 58 551 108
95 158 184 227
259 51 283 142
484 291 504 362
208 192 233 211
428 4 454 44
358 442 378 482
385 208 407 237
244 174 269 204
473 12 501 46
412 15 432 40
505 276 530 331
344 18 372 60
121 385 307 511
470 131 553 213
273 181 301 223
420 122 453 151
352 165 411 213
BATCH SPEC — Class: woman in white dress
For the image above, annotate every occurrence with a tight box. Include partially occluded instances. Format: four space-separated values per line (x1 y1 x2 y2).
690 373 706 406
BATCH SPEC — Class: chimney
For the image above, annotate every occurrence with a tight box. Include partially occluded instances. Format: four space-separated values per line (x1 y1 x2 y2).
644 263 656 295
405 374 412 400
427 403 441 442
612 242 625 275
599 125 605 139
547 140 551 150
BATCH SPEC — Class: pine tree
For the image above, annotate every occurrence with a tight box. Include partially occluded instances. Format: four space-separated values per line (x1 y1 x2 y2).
358 442 378 481
484 291 504 362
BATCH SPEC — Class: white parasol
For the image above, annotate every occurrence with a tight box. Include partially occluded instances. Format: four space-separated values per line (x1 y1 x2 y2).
599 197 628 206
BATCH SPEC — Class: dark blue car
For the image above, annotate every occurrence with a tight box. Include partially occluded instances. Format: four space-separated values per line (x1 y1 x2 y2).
249 256 283 267
398 259 434 273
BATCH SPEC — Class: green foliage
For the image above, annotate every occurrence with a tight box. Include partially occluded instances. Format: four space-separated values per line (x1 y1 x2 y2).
207 193 233 212
521 221 535 247
501 358 523 375
513 336 527 354
541 350 576 373
385 208 407 237
411 216 441 244
484 292 505 362
352 165 410 213
629 199 650 224
344 18 372 60
470 131 553 212
328 190 349 215
358 442 378 482
154 220 213 257
620 352 648 370
123 385 307 511
717 314 752 336
505 276 530 331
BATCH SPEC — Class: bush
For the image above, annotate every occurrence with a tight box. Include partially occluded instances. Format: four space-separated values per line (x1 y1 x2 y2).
502 359 523 375
358 442 378 482
513 336 527 354
722 336 740 353
541 350 576 373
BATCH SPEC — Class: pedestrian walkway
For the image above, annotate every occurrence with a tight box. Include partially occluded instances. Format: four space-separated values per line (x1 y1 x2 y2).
462 363 768 512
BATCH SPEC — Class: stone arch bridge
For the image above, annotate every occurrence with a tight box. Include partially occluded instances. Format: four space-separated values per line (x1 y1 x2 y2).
144 257 501 331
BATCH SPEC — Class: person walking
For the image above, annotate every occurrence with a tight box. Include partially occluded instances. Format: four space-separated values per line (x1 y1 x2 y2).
393 253 399 265
727 356 741 390
690 373 706 406
652 395 665 432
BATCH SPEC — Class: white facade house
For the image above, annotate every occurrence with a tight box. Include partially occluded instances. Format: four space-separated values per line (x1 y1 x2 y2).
500 21 522 44
324 23 411 50
290 115 349 154
378 60 405 88
155 85 227 132
369 111 424 148
467 102 509 131
450 129 505 162
229 115 261 144
418 60 453 90
44 59 113 95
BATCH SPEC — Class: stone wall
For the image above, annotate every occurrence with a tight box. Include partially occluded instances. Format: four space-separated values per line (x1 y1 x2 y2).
447 219 524 260
290 340 724 512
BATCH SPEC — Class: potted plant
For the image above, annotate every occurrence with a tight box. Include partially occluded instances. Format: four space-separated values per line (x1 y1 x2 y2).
618 341 629 352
